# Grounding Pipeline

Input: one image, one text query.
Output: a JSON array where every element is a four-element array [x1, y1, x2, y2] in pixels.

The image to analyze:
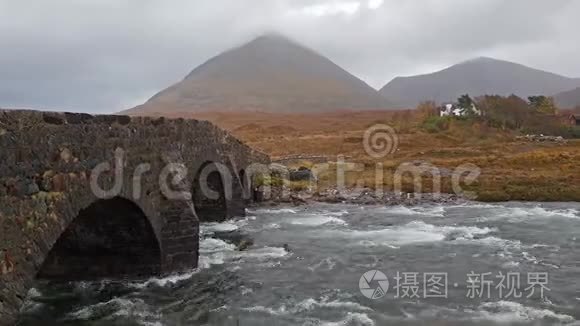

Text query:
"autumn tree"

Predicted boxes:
[[416, 101, 438, 121], [398, 109, 414, 133], [528, 95, 557, 115], [476, 94, 529, 129]]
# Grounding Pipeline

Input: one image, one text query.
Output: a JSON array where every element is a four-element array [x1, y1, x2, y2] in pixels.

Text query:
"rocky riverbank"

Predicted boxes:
[[252, 187, 468, 208]]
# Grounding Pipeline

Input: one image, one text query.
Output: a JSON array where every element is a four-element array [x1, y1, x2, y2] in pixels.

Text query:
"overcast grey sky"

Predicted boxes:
[[1, 0, 579, 113]]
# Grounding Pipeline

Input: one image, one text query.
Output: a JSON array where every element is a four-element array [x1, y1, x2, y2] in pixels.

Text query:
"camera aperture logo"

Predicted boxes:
[[359, 270, 389, 300]]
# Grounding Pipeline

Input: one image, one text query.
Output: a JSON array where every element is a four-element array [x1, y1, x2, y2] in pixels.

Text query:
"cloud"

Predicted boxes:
[[291, 1, 361, 17], [367, 0, 384, 10], [0, 0, 578, 113]]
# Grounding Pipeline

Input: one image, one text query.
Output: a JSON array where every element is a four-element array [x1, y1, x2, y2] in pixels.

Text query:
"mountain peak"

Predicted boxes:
[[125, 35, 396, 114], [380, 57, 580, 108], [240, 33, 309, 52], [249, 32, 295, 44], [460, 56, 505, 65]]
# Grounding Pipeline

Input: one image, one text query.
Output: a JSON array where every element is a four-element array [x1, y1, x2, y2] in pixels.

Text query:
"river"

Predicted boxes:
[[18, 202, 580, 325]]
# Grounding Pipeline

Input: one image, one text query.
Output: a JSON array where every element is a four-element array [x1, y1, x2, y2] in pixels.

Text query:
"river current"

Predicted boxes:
[[18, 202, 580, 325]]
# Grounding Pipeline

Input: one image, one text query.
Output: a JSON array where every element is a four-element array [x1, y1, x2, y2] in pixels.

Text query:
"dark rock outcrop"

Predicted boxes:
[[289, 167, 316, 182]]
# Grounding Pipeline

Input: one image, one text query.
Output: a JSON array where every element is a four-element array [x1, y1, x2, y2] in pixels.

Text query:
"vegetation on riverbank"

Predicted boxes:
[[158, 100, 580, 202]]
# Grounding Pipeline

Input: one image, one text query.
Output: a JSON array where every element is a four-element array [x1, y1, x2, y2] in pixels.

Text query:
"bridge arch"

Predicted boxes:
[[38, 197, 162, 280], [0, 109, 269, 323], [192, 161, 230, 222]]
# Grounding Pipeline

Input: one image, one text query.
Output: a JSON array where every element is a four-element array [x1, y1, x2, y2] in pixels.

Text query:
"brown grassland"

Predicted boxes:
[[155, 110, 580, 202]]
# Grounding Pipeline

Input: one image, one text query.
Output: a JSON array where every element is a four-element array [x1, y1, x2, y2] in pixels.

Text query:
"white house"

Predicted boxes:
[[439, 103, 481, 117], [440, 104, 458, 117]]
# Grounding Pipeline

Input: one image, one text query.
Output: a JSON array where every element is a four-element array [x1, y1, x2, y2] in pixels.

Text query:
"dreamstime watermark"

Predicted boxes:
[[359, 269, 551, 301], [332, 123, 480, 199], [363, 124, 398, 158], [89, 147, 236, 202], [85, 123, 482, 204]]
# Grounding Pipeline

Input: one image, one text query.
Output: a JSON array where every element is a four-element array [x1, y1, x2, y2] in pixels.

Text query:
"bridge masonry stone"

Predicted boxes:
[[0, 109, 269, 325]]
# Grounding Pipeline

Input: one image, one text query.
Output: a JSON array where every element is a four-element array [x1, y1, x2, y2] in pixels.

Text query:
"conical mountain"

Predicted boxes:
[[379, 57, 580, 108], [126, 34, 395, 115]]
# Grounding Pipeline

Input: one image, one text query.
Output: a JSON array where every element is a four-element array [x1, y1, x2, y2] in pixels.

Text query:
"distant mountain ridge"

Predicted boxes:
[[125, 34, 396, 115], [554, 87, 580, 109], [379, 57, 580, 108]]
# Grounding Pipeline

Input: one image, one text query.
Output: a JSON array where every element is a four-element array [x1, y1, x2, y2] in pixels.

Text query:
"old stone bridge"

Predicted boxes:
[[0, 109, 269, 324]]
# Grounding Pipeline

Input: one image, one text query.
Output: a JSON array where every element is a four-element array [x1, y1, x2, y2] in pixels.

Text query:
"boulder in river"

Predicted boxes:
[[289, 167, 315, 182]]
